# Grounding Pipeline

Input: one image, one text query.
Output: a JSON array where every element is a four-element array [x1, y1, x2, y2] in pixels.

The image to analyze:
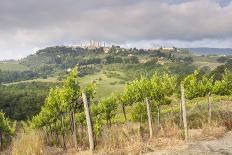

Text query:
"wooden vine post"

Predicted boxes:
[[180, 83, 189, 140], [82, 92, 95, 151], [157, 105, 160, 127], [61, 114, 67, 150], [208, 92, 212, 124], [0, 132, 2, 151], [72, 110, 77, 148], [179, 99, 183, 128], [145, 97, 153, 138]]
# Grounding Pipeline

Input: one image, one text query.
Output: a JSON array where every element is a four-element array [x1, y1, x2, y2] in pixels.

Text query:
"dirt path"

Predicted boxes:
[[147, 131, 232, 155]]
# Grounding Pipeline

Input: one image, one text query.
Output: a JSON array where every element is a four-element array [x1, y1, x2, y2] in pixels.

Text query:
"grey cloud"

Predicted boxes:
[[0, 0, 232, 59]]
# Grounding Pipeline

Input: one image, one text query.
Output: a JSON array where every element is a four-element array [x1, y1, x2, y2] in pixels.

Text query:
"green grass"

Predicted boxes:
[[192, 55, 219, 63], [79, 71, 126, 99], [0, 63, 29, 71], [4, 77, 60, 86], [192, 55, 222, 70], [192, 61, 221, 70]]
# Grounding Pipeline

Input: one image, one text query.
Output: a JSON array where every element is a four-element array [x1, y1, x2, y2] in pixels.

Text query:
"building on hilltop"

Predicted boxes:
[[79, 40, 106, 49]]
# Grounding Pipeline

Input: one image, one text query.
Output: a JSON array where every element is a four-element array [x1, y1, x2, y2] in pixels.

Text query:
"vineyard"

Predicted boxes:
[[1, 66, 232, 154]]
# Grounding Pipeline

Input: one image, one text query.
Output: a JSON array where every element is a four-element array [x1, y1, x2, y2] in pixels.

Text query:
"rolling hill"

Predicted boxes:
[[186, 48, 232, 56]]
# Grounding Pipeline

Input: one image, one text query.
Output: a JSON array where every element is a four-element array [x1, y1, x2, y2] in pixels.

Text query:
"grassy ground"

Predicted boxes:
[[192, 55, 223, 69], [8, 102, 230, 155], [192, 55, 219, 63], [79, 71, 125, 99], [4, 76, 60, 86], [192, 55, 222, 70], [192, 61, 221, 70], [0, 62, 29, 71]]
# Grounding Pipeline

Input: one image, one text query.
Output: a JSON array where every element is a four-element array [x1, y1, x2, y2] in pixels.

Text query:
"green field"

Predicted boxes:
[[0, 63, 29, 71], [4, 76, 60, 86], [192, 61, 221, 70], [79, 71, 126, 99], [192, 55, 223, 70], [5, 71, 126, 99]]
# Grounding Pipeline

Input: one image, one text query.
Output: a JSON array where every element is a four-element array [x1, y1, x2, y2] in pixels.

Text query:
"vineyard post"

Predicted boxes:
[[157, 105, 160, 127], [0, 132, 2, 151], [179, 99, 183, 128], [208, 92, 212, 124], [61, 114, 67, 150], [145, 97, 153, 138], [122, 103, 127, 121], [70, 112, 74, 134], [82, 92, 95, 151], [72, 110, 77, 148], [181, 83, 189, 140]]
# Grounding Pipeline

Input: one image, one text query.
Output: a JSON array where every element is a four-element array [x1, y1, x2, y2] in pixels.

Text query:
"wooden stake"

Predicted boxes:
[[208, 92, 212, 124], [145, 97, 153, 138], [72, 111, 78, 148], [157, 105, 160, 127], [179, 99, 183, 128], [181, 84, 189, 140], [0, 132, 2, 151], [82, 92, 95, 151], [61, 114, 67, 150], [122, 104, 127, 121]]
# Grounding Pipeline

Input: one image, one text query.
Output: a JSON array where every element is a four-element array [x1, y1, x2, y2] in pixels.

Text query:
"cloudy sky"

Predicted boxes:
[[0, 0, 232, 60]]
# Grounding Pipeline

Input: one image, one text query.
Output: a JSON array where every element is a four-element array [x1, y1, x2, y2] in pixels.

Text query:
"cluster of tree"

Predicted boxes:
[[104, 55, 139, 64], [0, 112, 16, 150], [0, 70, 39, 84], [78, 58, 102, 66], [217, 56, 232, 63], [210, 59, 232, 81], [0, 82, 55, 120], [108, 58, 196, 81]]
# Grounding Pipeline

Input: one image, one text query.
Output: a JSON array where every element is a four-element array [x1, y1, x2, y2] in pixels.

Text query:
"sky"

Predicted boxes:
[[0, 0, 232, 60]]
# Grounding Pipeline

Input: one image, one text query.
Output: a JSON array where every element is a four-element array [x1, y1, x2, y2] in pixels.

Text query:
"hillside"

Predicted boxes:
[[1, 45, 230, 99], [0, 46, 196, 84], [1, 46, 232, 155], [0, 45, 231, 121], [19, 46, 191, 76], [187, 48, 232, 56]]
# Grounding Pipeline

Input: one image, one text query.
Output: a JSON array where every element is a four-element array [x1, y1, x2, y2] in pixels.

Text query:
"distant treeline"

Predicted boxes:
[[0, 82, 57, 120], [0, 70, 39, 84]]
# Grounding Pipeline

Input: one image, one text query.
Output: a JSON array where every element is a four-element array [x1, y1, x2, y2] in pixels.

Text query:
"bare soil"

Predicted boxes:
[[148, 131, 232, 155]]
